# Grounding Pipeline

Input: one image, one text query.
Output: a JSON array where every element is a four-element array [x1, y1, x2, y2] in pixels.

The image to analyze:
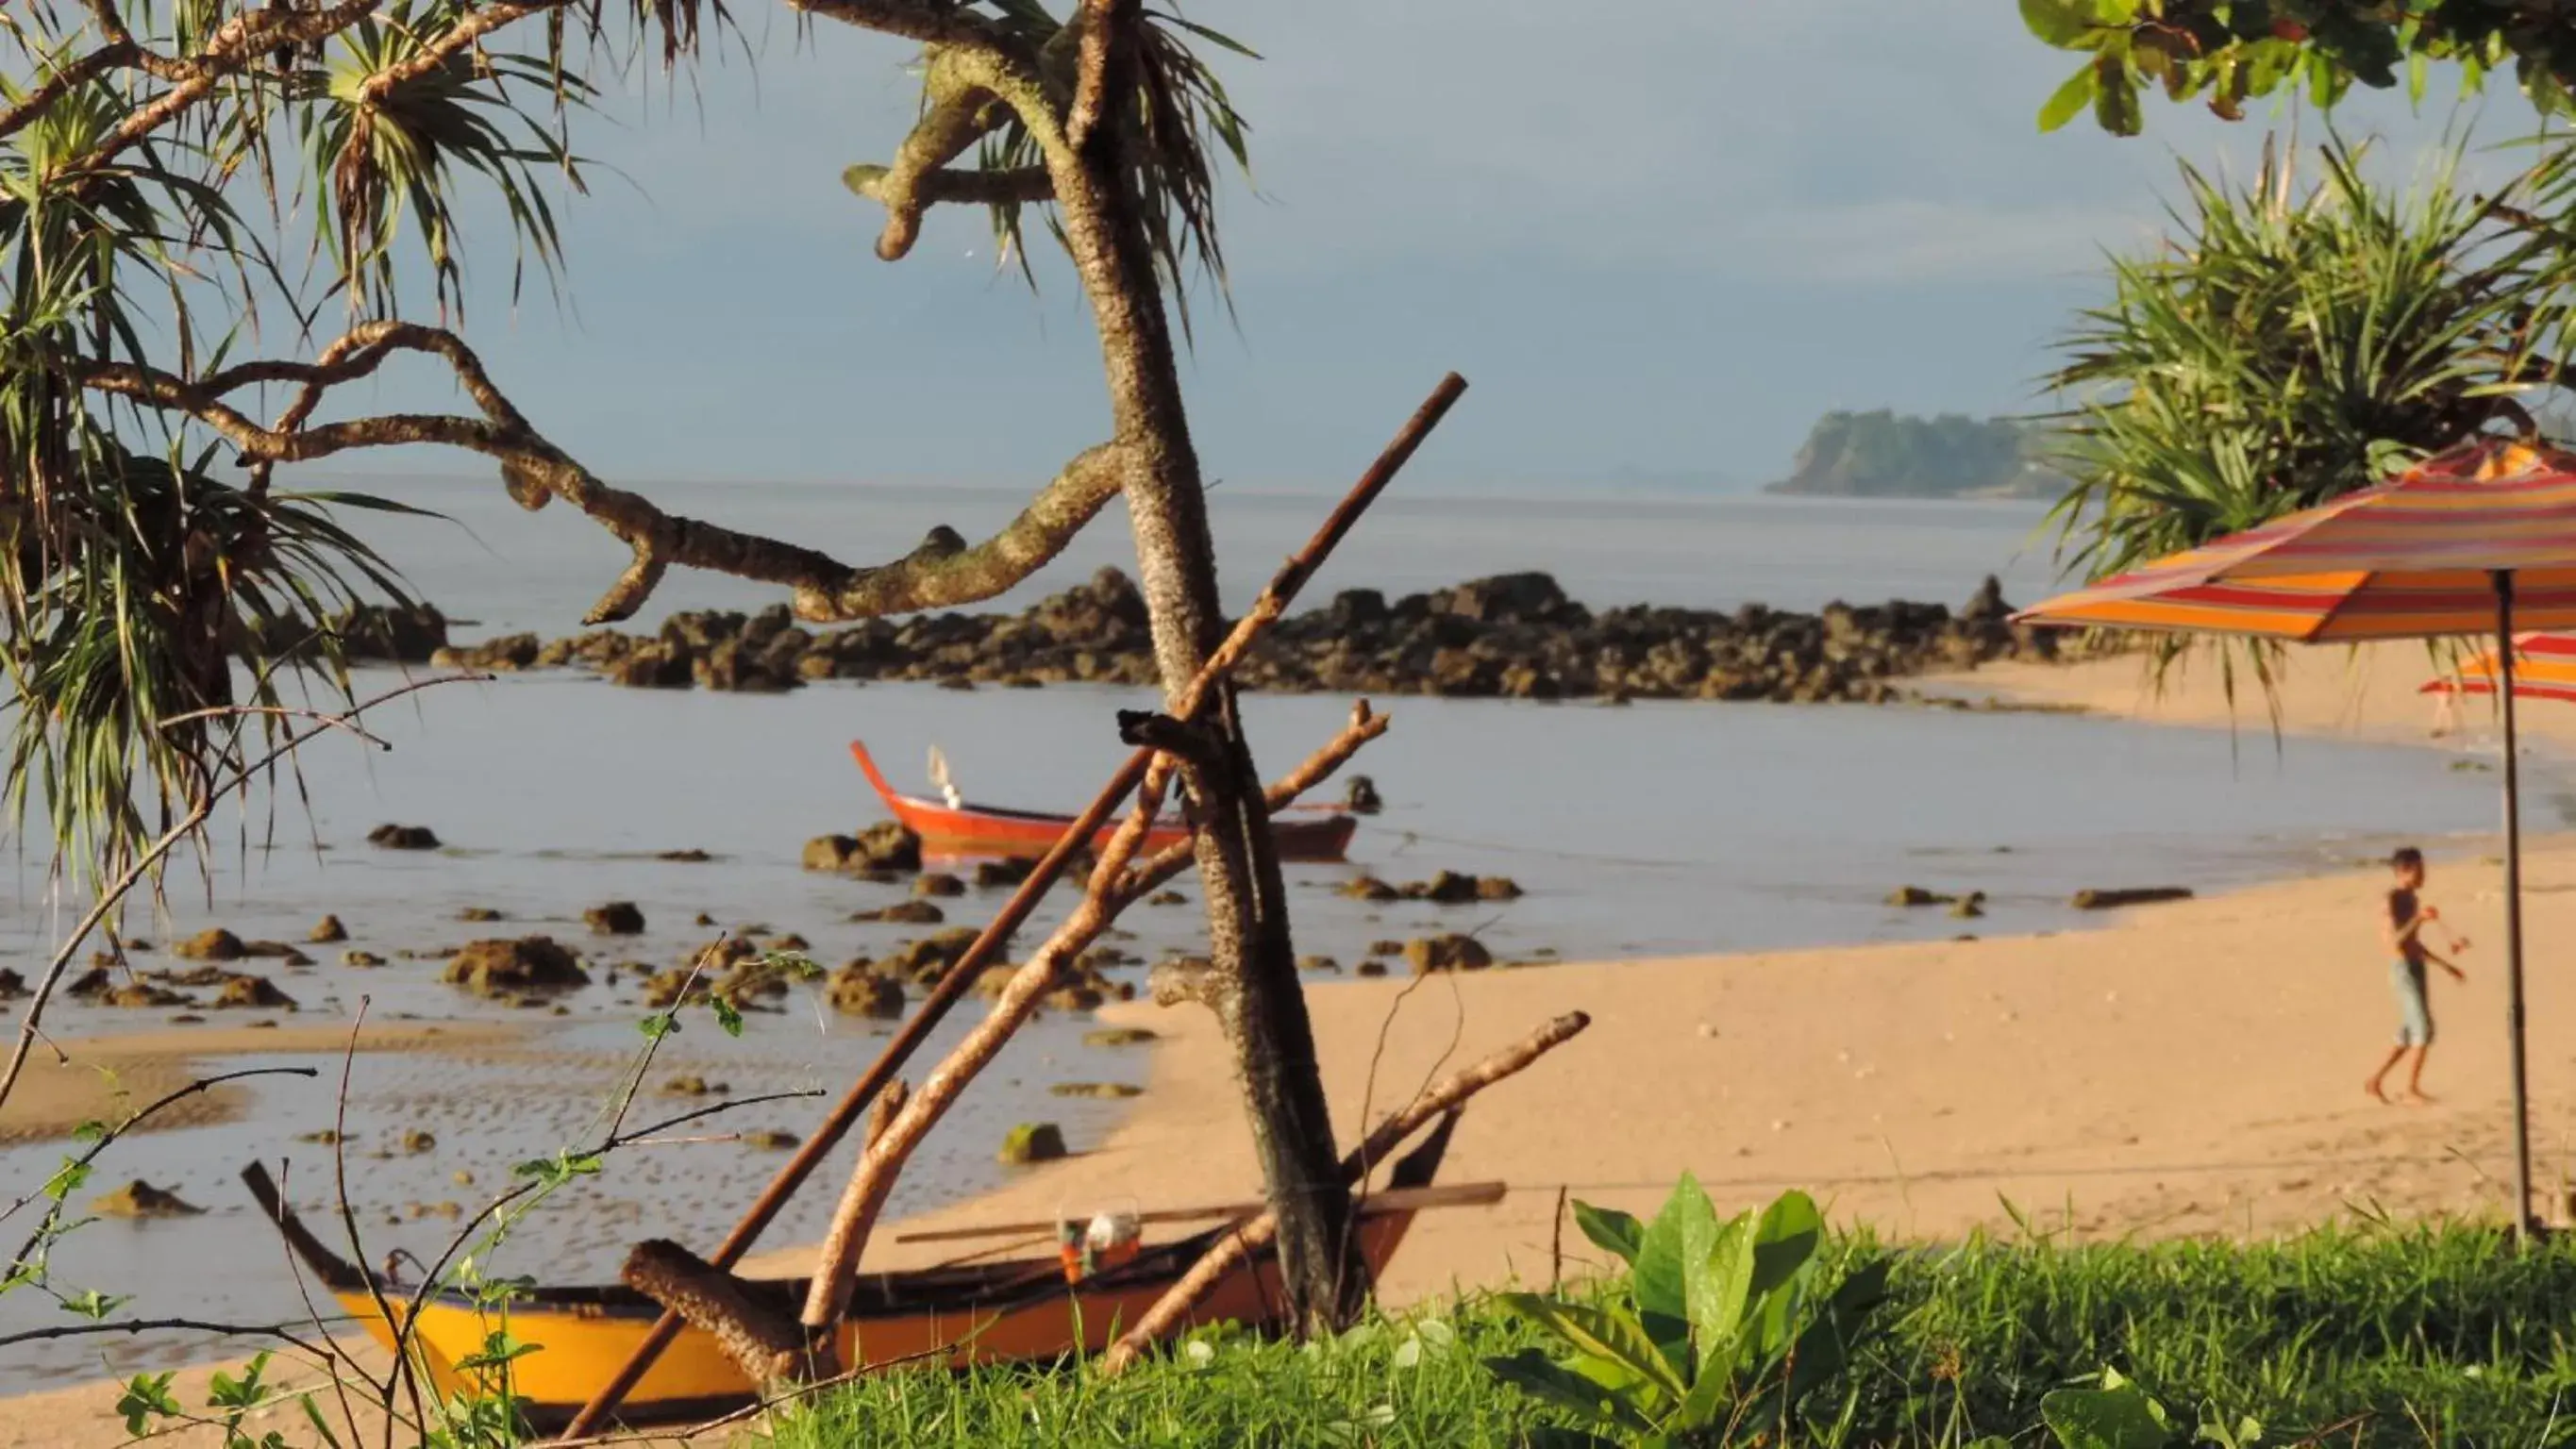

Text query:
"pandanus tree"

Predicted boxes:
[[2014, 2, 2576, 599], [0, 0, 1363, 1328]]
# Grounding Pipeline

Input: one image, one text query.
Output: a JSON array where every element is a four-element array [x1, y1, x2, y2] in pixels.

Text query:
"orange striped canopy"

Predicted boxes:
[[2422, 633, 2576, 704], [2017, 440, 2576, 640]]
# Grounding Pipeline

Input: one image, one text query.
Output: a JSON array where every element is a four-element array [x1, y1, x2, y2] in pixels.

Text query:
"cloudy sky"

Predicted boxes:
[[320, 1, 2525, 491]]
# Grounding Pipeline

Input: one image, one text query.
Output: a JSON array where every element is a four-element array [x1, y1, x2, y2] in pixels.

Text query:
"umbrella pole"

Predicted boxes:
[[2495, 569, 2536, 1241]]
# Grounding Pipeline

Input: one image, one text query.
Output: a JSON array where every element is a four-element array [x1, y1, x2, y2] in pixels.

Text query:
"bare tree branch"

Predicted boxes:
[[66, 324, 1133, 624]]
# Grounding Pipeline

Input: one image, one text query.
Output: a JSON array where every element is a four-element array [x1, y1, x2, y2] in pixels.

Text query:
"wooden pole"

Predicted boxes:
[[2497, 570, 2536, 1241], [556, 373, 1466, 1439]]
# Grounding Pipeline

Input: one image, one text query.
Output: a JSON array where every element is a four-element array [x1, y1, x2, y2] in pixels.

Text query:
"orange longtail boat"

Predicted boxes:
[[848, 740, 1360, 862], [243, 1114, 1485, 1430]]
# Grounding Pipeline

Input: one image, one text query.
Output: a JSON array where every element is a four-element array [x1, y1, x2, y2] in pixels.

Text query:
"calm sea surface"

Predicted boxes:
[[0, 486, 2543, 1390]]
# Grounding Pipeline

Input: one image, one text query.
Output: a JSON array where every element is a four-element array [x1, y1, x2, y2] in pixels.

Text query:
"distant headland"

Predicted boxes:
[[1766, 410, 2073, 502]]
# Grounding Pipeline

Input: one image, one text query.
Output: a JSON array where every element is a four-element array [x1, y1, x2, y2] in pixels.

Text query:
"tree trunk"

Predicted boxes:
[[1049, 0, 1357, 1331]]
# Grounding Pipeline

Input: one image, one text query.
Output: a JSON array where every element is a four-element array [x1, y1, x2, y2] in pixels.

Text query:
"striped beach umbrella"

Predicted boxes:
[[2423, 633, 2576, 705], [2019, 436, 2576, 1239]]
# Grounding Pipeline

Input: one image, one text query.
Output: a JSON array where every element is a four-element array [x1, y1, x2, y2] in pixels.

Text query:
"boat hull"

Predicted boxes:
[[848, 741, 1359, 862], [335, 1211, 1415, 1428]]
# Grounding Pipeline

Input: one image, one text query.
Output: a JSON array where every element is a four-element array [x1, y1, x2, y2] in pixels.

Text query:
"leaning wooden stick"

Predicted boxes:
[[558, 372, 1466, 1441], [800, 705, 1385, 1328], [1097, 1009, 1592, 1376]]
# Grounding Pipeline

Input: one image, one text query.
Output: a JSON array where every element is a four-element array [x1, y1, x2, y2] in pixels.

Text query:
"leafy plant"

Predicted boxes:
[[1481, 1180, 1885, 1447], [1974, 1367, 2265, 1449], [2017, 0, 2576, 137]]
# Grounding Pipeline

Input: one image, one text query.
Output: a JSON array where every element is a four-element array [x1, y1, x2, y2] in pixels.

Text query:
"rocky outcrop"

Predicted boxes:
[[585, 902, 646, 936], [399, 569, 2098, 706], [803, 823, 923, 874], [235, 604, 449, 664], [173, 928, 245, 962], [444, 937, 590, 995], [368, 824, 440, 850]]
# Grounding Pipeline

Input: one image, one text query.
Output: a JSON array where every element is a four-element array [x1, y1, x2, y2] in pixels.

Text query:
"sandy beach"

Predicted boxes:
[[7, 641, 2568, 1444]]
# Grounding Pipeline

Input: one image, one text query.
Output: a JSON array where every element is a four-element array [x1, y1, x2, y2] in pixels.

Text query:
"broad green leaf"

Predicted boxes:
[[1684, 1215, 1755, 1366], [1482, 1350, 1648, 1432], [1749, 1190, 1823, 1299], [1571, 1200, 1644, 1265], [711, 997, 744, 1038], [2020, 0, 2097, 47], [2094, 58, 2143, 134], [1631, 1174, 1716, 1328], [2042, 1383, 2177, 1449], [2039, 65, 2099, 130], [1497, 1294, 1687, 1408]]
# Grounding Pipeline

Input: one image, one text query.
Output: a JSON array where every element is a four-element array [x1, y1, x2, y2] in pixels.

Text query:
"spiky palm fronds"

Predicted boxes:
[[295, 2, 594, 318], [2047, 134, 2576, 586], [2040, 131, 2576, 700], [0, 445, 427, 891], [971, 0, 1253, 341]]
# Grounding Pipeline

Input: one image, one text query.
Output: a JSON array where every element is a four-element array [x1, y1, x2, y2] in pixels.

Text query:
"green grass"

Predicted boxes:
[[769, 1221, 2576, 1448]]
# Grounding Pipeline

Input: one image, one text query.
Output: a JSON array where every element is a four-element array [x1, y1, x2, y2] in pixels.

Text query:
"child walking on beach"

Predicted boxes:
[[2367, 846, 2470, 1106]]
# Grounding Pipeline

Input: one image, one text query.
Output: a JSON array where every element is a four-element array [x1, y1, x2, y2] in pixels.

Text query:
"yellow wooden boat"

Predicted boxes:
[[242, 1113, 1490, 1430]]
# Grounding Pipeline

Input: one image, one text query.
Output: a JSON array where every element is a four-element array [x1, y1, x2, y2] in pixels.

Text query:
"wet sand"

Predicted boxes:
[[0, 1022, 519, 1146]]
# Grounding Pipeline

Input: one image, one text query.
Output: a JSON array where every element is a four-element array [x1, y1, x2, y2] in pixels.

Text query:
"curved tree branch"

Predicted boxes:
[[67, 323, 1132, 624], [842, 161, 1053, 211]]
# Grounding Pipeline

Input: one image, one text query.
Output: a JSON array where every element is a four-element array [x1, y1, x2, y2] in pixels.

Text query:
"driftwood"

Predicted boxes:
[[621, 1241, 824, 1391], [561, 375, 1457, 1439], [1097, 1009, 1592, 1375]]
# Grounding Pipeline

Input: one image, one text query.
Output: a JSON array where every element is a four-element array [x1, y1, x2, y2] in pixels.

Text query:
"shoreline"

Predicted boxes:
[[4, 638, 2556, 1440]]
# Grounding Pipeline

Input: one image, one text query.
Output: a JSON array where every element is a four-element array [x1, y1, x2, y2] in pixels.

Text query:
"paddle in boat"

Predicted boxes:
[[849, 740, 1360, 862], [242, 1111, 1491, 1430]]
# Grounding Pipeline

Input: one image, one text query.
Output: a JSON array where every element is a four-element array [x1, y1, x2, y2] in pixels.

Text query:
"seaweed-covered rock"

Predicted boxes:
[[1338, 876, 1399, 902], [1403, 934, 1494, 974], [973, 858, 1036, 889], [309, 915, 349, 944], [827, 966, 905, 1020], [91, 1180, 203, 1218], [850, 901, 945, 924], [342, 951, 386, 967], [443, 937, 589, 995], [368, 824, 440, 850], [585, 902, 646, 936], [213, 974, 297, 1010], [1083, 1026, 1157, 1047], [173, 928, 245, 962], [913, 873, 967, 899], [996, 1122, 1068, 1165]]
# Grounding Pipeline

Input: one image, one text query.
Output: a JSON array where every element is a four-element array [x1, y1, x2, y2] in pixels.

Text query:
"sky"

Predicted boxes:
[[302, 1, 2540, 493]]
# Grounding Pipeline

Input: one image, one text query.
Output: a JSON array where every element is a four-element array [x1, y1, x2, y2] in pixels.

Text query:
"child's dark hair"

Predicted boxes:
[[2390, 846, 2425, 871]]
